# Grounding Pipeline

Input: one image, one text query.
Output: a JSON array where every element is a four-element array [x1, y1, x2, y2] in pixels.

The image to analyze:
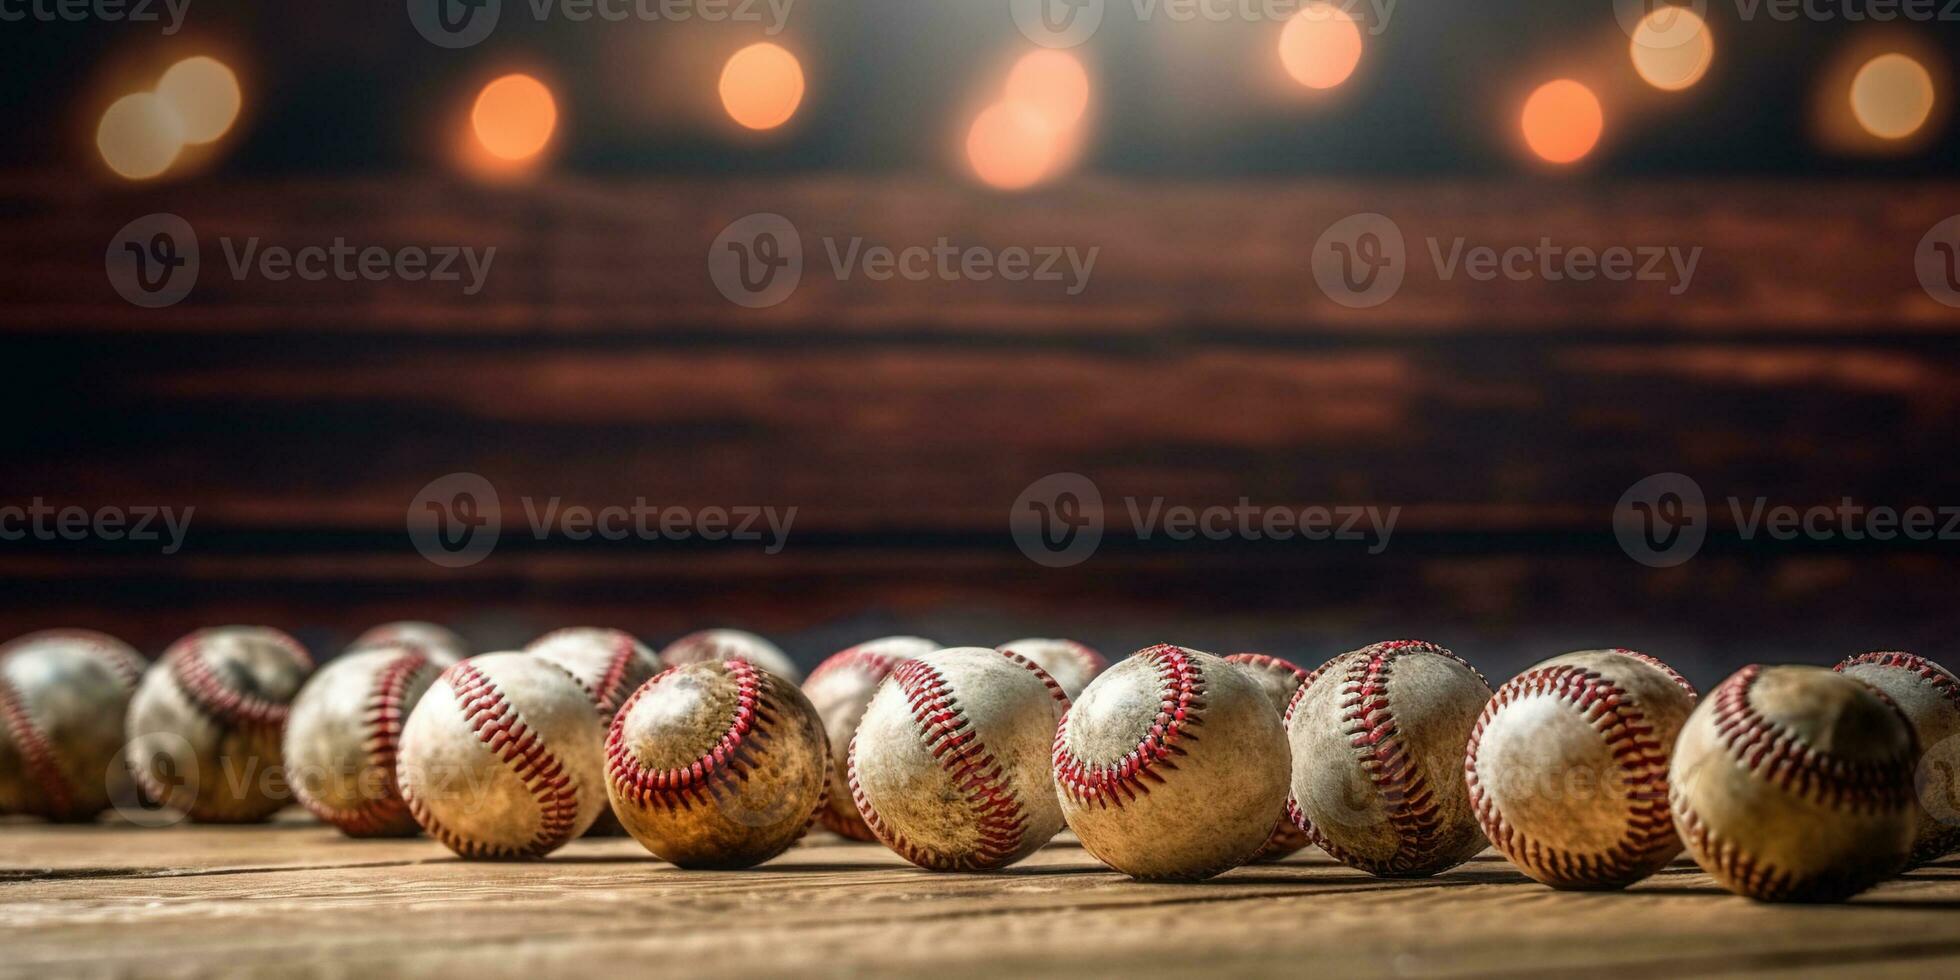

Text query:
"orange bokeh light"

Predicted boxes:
[[1850, 53, 1935, 140], [156, 56, 242, 145], [720, 43, 805, 131], [1005, 50, 1090, 129], [471, 74, 557, 162], [967, 101, 1059, 191], [1521, 79, 1603, 164], [97, 92, 183, 180], [1277, 3, 1364, 91], [1629, 7, 1714, 92]]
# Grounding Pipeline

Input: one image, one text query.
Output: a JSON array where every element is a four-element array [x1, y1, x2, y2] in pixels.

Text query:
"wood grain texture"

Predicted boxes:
[[1, 819, 1957, 978]]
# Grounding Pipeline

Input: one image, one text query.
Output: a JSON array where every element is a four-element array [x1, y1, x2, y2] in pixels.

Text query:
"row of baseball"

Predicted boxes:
[[1, 625, 1953, 904]]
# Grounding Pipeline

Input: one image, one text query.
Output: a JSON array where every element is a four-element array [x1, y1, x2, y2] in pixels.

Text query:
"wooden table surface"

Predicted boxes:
[[4, 816, 1958, 978]]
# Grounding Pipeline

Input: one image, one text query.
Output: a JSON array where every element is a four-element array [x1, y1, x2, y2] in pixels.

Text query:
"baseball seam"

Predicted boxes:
[[806, 647, 905, 688], [606, 660, 778, 812], [1711, 664, 1914, 814], [590, 633, 643, 718], [0, 673, 76, 817], [1837, 651, 1960, 712], [1052, 644, 1207, 808], [1464, 664, 1676, 886], [406, 661, 583, 858], [295, 650, 432, 836], [166, 632, 308, 731], [1226, 653, 1310, 687], [810, 648, 907, 841], [1609, 648, 1698, 702]]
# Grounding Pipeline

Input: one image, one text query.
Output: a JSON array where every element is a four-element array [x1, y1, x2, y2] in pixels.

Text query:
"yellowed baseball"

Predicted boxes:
[[1223, 652, 1315, 861], [284, 644, 441, 837], [1835, 651, 1960, 866], [998, 638, 1106, 700], [801, 636, 939, 840], [659, 628, 800, 682], [0, 630, 147, 821]]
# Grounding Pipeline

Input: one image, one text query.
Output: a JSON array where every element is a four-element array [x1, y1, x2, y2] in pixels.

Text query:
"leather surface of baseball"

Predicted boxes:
[[284, 644, 441, 837], [1286, 639, 1492, 878], [125, 626, 313, 823], [659, 628, 801, 682], [998, 638, 1106, 701], [1835, 651, 1960, 865], [1224, 653, 1315, 861], [1671, 664, 1915, 902], [396, 653, 609, 858], [849, 647, 1069, 870], [0, 630, 147, 821], [525, 628, 664, 836], [1055, 644, 1290, 881], [802, 635, 939, 840], [1466, 648, 1698, 888], [607, 659, 829, 868], [350, 621, 468, 667]]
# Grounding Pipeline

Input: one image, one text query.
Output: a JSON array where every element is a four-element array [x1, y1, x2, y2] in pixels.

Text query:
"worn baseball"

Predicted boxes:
[[1223, 653, 1316, 861], [1286, 639, 1492, 878], [849, 647, 1069, 870], [998, 638, 1106, 701], [607, 659, 829, 868], [1672, 664, 1915, 902], [1836, 651, 1960, 865], [284, 644, 442, 837], [126, 626, 313, 823], [660, 628, 801, 682], [350, 621, 468, 666], [0, 630, 147, 821], [525, 628, 664, 836], [396, 653, 609, 858], [1465, 649, 1699, 889], [802, 635, 940, 840], [1054, 644, 1290, 881]]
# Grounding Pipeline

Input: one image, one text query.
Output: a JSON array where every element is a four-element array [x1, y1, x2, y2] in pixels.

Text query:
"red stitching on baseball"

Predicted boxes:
[[850, 657, 1034, 870], [1300, 640, 1481, 876], [1464, 663, 1676, 886], [1226, 653, 1310, 687], [1711, 665, 1914, 814], [808, 646, 909, 841], [998, 648, 1071, 707], [606, 660, 777, 811], [1837, 651, 1960, 712], [167, 635, 297, 730], [0, 673, 75, 817], [1669, 788, 1809, 900], [411, 661, 583, 858], [1053, 644, 1206, 809], [3, 630, 147, 691], [1005, 640, 1107, 683], [294, 650, 434, 836], [806, 645, 906, 687]]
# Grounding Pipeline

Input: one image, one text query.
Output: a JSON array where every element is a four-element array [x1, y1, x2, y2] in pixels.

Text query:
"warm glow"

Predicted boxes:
[[1629, 8, 1713, 92], [472, 74, 557, 161], [1851, 53, 1935, 139], [1521, 79, 1603, 164], [967, 101, 1058, 190], [720, 43, 805, 131], [97, 92, 184, 180], [156, 56, 241, 144], [1278, 3, 1364, 90], [1005, 50, 1090, 129]]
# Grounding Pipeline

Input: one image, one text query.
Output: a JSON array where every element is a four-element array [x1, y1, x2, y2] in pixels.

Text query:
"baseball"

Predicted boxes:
[[607, 659, 829, 868], [396, 653, 610, 858], [1465, 648, 1699, 889], [998, 638, 1106, 700], [660, 628, 801, 682], [1223, 653, 1315, 861], [350, 621, 468, 666], [126, 626, 313, 823], [849, 647, 1069, 870], [1836, 651, 1960, 865], [525, 628, 663, 723], [1286, 639, 1492, 878], [802, 635, 940, 840], [284, 644, 442, 837], [1671, 664, 1915, 902], [1054, 644, 1290, 881], [0, 630, 147, 821]]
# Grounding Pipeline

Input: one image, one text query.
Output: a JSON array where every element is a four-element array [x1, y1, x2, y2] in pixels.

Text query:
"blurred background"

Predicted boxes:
[[1, 0, 1957, 687]]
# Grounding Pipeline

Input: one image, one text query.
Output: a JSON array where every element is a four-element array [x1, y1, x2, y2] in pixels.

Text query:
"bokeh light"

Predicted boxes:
[[1850, 53, 1935, 140], [97, 92, 184, 180], [1277, 3, 1364, 91], [720, 43, 805, 131], [1629, 8, 1713, 92], [967, 101, 1058, 190], [1005, 50, 1090, 129], [155, 56, 241, 145], [1521, 79, 1603, 164], [471, 73, 558, 162]]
